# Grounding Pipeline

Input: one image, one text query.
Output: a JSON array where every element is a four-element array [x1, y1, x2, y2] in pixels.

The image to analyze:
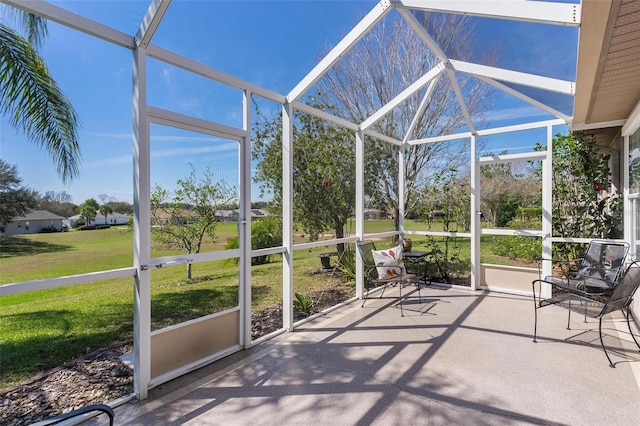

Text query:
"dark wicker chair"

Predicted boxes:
[[357, 240, 420, 316], [533, 261, 640, 367]]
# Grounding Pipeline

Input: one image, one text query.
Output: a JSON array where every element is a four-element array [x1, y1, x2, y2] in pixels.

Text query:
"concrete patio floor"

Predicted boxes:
[[114, 285, 640, 425]]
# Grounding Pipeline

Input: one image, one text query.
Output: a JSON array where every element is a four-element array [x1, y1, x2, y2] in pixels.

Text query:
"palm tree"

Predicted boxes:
[[100, 204, 113, 226], [0, 8, 81, 183]]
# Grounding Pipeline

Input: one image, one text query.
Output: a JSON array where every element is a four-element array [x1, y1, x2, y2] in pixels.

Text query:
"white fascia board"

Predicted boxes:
[[147, 106, 247, 140], [146, 45, 286, 104], [3, 0, 136, 48], [478, 151, 548, 164], [622, 98, 640, 136], [136, 0, 170, 48], [292, 102, 360, 131], [287, 0, 393, 103], [572, 120, 626, 132], [397, 0, 580, 26], [452, 60, 575, 95], [361, 63, 446, 130], [477, 75, 572, 122]]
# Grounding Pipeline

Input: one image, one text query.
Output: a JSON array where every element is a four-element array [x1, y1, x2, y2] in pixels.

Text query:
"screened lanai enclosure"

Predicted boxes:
[[2, 0, 640, 403]]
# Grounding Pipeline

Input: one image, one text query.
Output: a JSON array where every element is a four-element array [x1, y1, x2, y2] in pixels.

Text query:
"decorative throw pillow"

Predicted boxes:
[[372, 245, 405, 279]]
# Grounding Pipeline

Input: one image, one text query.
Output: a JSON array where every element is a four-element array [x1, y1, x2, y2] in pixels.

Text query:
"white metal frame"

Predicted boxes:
[[3, 0, 612, 401]]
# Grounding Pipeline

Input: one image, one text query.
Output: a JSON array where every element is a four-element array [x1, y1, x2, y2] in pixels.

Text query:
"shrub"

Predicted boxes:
[[293, 292, 315, 316], [489, 236, 541, 262], [225, 217, 283, 265]]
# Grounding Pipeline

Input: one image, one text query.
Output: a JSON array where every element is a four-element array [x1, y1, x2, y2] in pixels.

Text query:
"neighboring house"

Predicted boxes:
[[66, 212, 131, 228], [215, 210, 239, 222], [250, 209, 269, 219], [217, 209, 269, 221], [364, 209, 384, 220], [1, 210, 65, 236]]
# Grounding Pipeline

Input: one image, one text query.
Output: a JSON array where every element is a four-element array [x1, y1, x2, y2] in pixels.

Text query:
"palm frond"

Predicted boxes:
[[0, 23, 81, 183]]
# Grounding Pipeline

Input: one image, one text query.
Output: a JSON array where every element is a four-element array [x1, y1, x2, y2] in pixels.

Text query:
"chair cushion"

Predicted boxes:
[[372, 245, 405, 279]]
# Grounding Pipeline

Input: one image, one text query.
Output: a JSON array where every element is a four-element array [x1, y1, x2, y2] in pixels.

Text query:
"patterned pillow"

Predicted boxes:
[[372, 245, 405, 279]]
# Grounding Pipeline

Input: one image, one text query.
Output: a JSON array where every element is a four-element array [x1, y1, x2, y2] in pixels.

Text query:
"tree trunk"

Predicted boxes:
[[334, 218, 345, 255]]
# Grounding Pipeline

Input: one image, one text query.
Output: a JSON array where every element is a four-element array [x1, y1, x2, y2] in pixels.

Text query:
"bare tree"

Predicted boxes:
[[316, 13, 496, 226]]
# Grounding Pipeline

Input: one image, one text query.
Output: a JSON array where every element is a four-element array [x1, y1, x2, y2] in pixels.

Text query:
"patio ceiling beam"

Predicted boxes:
[[476, 118, 566, 137], [360, 63, 446, 131], [366, 129, 403, 146], [146, 45, 286, 104], [451, 60, 575, 95], [476, 76, 571, 122], [135, 0, 170, 49], [408, 118, 566, 145], [147, 106, 247, 140], [407, 132, 472, 145], [397, 0, 580, 27], [291, 102, 403, 145], [478, 151, 548, 164], [3, 0, 135, 49], [287, 0, 393, 103], [403, 78, 439, 143], [293, 102, 359, 131], [398, 8, 476, 134]]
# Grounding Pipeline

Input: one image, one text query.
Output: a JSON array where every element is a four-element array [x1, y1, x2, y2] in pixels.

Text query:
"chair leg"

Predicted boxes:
[[624, 307, 640, 352], [532, 282, 538, 343], [599, 315, 615, 368], [399, 282, 404, 317], [379, 283, 387, 299]]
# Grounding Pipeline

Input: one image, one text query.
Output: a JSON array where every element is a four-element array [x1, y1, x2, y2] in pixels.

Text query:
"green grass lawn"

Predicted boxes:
[[0, 220, 537, 388], [0, 225, 353, 388]]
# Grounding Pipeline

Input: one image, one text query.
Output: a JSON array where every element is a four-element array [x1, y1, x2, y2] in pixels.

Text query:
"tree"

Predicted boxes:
[[79, 198, 99, 226], [544, 133, 622, 240], [417, 167, 469, 282], [253, 105, 355, 253], [150, 165, 237, 280], [0, 159, 39, 226], [315, 13, 495, 228], [0, 7, 81, 183], [99, 204, 113, 225], [479, 153, 540, 227], [38, 190, 77, 218], [104, 200, 133, 215]]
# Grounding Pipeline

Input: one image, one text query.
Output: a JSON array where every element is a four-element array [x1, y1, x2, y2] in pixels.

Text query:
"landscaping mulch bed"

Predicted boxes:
[[0, 284, 354, 425]]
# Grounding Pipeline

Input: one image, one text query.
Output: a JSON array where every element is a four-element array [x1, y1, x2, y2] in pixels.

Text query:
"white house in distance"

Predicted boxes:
[[66, 212, 131, 228], [1, 210, 65, 236]]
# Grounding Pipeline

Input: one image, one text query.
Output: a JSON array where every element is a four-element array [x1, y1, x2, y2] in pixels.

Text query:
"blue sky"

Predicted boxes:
[[1, 0, 577, 205]]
